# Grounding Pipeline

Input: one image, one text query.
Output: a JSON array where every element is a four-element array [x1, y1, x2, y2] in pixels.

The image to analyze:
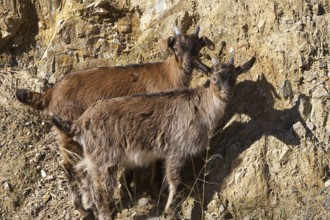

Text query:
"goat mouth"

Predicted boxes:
[[184, 67, 193, 75], [220, 94, 232, 102]]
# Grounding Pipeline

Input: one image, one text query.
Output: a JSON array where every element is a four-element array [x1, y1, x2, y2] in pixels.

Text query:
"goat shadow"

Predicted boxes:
[[185, 74, 316, 219]]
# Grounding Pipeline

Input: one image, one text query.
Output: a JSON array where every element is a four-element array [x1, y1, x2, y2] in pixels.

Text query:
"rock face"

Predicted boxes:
[[0, 0, 329, 219]]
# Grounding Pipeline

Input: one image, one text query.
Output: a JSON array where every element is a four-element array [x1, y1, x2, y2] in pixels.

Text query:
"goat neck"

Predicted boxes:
[[194, 88, 227, 131], [162, 55, 191, 88]]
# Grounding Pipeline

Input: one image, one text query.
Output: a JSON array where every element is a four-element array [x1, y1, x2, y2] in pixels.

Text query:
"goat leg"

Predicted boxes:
[[93, 165, 118, 220], [164, 157, 185, 211]]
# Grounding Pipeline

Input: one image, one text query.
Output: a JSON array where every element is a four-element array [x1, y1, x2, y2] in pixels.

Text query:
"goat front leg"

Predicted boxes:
[[164, 157, 185, 211]]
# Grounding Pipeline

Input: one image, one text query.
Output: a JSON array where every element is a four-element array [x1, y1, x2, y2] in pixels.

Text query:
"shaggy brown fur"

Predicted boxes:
[[52, 56, 256, 220], [16, 26, 215, 216]]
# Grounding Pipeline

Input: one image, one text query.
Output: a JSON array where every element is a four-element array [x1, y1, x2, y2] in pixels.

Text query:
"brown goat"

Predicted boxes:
[[52, 56, 256, 219], [16, 26, 215, 215]]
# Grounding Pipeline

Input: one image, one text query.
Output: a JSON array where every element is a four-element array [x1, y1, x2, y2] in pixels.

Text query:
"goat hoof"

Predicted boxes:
[[163, 207, 175, 220], [80, 209, 95, 220]]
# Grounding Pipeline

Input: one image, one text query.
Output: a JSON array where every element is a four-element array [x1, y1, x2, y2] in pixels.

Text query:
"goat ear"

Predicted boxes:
[[200, 36, 215, 51], [158, 39, 169, 52], [236, 56, 256, 75], [192, 59, 211, 75], [158, 37, 175, 52]]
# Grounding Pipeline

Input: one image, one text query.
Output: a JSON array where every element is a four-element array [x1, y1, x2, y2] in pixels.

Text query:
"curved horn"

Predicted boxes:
[[211, 57, 219, 66], [173, 26, 182, 35], [192, 26, 200, 35], [229, 57, 235, 65]]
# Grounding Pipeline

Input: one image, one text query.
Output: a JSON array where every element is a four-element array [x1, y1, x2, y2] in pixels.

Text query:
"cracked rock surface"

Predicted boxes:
[[0, 0, 329, 219]]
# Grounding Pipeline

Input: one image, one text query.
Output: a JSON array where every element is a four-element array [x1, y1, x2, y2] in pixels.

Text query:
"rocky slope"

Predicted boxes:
[[0, 0, 329, 219]]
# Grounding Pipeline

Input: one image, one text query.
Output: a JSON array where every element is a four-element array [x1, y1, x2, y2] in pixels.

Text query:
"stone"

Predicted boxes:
[[319, 60, 327, 69], [0, 0, 27, 48], [41, 170, 47, 178], [290, 20, 304, 32], [3, 181, 12, 191], [118, 24, 132, 33], [326, 115, 330, 134], [292, 121, 306, 139], [207, 199, 219, 213], [43, 193, 51, 202], [306, 120, 315, 131], [137, 197, 150, 206], [325, 180, 330, 188], [298, 95, 312, 119], [94, 8, 109, 16], [229, 47, 235, 54], [299, 54, 311, 69], [219, 204, 225, 213], [312, 86, 329, 99], [280, 80, 293, 99], [94, 0, 109, 8], [279, 145, 290, 161], [34, 153, 45, 162], [303, 71, 316, 82], [257, 20, 266, 33], [242, 24, 248, 33], [86, 25, 100, 37], [324, 196, 330, 210], [313, 3, 325, 16], [46, 175, 55, 181]]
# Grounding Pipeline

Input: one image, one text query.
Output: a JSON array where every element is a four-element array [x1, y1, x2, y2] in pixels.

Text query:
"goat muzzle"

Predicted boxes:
[[221, 90, 233, 102], [184, 63, 193, 75]]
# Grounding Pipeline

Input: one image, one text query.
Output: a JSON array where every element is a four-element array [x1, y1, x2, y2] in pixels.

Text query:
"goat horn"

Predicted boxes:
[[192, 26, 200, 35], [211, 57, 219, 65], [173, 26, 182, 35], [229, 57, 235, 65]]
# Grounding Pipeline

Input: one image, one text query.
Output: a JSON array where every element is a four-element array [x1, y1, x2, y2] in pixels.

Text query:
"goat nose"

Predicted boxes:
[[225, 91, 232, 96], [184, 63, 192, 72], [184, 61, 191, 67]]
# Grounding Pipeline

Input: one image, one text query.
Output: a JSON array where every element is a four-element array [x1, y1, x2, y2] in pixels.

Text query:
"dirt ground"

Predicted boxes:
[[1, 0, 330, 219]]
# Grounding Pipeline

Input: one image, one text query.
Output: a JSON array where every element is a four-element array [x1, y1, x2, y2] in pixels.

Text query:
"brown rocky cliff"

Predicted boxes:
[[0, 0, 329, 219]]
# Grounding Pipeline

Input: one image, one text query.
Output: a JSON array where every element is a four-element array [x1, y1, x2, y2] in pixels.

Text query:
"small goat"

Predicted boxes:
[[52, 56, 256, 219], [16, 26, 215, 215]]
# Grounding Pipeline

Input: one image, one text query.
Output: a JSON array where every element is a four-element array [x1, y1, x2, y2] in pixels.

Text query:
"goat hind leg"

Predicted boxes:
[[164, 158, 185, 211], [77, 167, 98, 218], [56, 129, 83, 174], [93, 165, 119, 220], [55, 129, 87, 215]]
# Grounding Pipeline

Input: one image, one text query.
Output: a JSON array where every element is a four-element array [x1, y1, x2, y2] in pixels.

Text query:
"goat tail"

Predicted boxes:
[[52, 115, 79, 137], [16, 89, 51, 110]]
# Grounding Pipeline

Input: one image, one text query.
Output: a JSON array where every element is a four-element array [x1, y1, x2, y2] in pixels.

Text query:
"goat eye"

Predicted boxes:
[[211, 77, 218, 82]]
